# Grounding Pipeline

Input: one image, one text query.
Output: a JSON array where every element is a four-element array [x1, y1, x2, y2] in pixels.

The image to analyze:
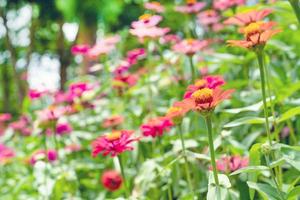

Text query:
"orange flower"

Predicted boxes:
[[165, 105, 189, 124], [227, 21, 281, 49], [224, 9, 273, 26]]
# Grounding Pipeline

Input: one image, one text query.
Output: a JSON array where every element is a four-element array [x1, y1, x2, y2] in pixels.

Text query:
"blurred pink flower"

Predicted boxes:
[[28, 89, 46, 100], [130, 27, 170, 41], [71, 44, 90, 55], [140, 117, 173, 138], [175, 0, 206, 14], [132, 14, 163, 29], [213, 0, 245, 11], [0, 113, 11, 123], [102, 115, 124, 128], [172, 38, 209, 56], [91, 130, 138, 157], [64, 144, 81, 153], [56, 122, 72, 135], [30, 149, 58, 165], [112, 74, 138, 89], [160, 34, 181, 44], [127, 48, 146, 63], [144, 2, 165, 13], [86, 35, 120, 59], [0, 143, 15, 164], [197, 10, 220, 26], [212, 156, 249, 173], [9, 116, 29, 131]]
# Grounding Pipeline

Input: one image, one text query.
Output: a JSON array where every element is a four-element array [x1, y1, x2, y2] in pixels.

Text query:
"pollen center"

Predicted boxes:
[[139, 14, 152, 21], [243, 22, 263, 36], [186, 38, 195, 45], [186, 0, 196, 5], [192, 88, 213, 104], [106, 131, 121, 141], [167, 107, 182, 115], [195, 79, 207, 88], [151, 1, 161, 6]]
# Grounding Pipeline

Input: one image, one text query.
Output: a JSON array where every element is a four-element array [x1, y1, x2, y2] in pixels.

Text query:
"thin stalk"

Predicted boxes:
[[287, 120, 297, 145], [178, 125, 194, 195], [117, 155, 130, 197], [264, 155, 285, 200], [188, 56, 196, 83], [168, 184, 173, 200], [204, 115, 219, 186], [256, 51, 272, 146], [289, 0, 300, 24], [43, 135, 49, 200]]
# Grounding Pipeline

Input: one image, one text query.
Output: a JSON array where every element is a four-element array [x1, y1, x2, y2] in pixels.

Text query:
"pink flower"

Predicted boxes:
[[127, 48, 146, 63], [130, 26, 170, 41], [56, 122, 72, 135], [37, 106, 64, 129], [86, 35, 120, 59], [131, 14, 163, 29], [102, 115, 124, 128], [212, 156, 249, 173], [140, 117, 173, 138], [213, 0, 245, 11], [112, 74, 138, 89], [172, 38, 209, 56], [101, 170, 123, 191], [71, 44, 90, 55], [64, 144, 81, 153], [175, 0, 206, 14], [30, 149, 58, 165], [144, 2, 165, 13], [160, 34, 181, 44], [28, 89, 45, 100], [0, 143, 15, 164], [0, 113, 11, 123], [197, 10, 220, 26], [9, 116, 29, 131], [184, 75, 225, 99], [91, 130, 138, 157]]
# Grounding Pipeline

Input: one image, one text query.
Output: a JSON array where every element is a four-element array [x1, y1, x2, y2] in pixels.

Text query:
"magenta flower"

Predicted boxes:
[[28, 89, 46, 100], [30, 149, 58, 165], [71, 44, 90, 55], [175, 0, 206, 14], [91, 130, 138, 157], [140, 117, 173, 138], [0, 143, 15, 164], [56, 122, 72, 135], [172, 38, 209, 56], [127, 48, 146, 63], [144, 2, 165, 13], [212, 156, 249, 173]]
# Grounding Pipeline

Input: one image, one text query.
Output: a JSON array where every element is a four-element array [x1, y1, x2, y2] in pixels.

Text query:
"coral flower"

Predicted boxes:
[[0, 143, 15, 164], [140, 117, 173, 138], [212, 156, 249, 173], [172, 38, 209, 56], [227, 21, 281, 49], [184, 75, 225, 99], [165, 105, 190, 124], [30, 149, 58, 165], [144, 2, 165, 13], [92, 130, 138, 157], [175, 0, 206, 14], [213, 0, 245, 11], [56, 122, 72, 135], [71, 44, 90, 55], [0, 113, 11, 122], [131, 14, 163, 29], [224, 9, 273, 26], [101, 170, 123, 192], [102, 115, 124, 128]]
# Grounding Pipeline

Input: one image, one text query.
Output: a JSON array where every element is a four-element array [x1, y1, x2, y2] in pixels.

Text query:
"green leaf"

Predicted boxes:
[[230, 166, 269, 176], [287, 186, 300, 200], [249, 143, 262, 200], [207, 172, 232, 200], [278, 106, 300, 123], [247, 182, 286, 200], [283, 156, 300, 171], [224, 117, 272, 128]]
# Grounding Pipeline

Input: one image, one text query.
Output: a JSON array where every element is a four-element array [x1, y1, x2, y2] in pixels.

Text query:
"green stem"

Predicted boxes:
[[43, 135, 49, 200], [264, 155, 285, 200], [204, 115, 219, 186], [256, 51, 272, 146], [178, 125, 194, 195], [289, 0, 300, 24], [168, 184, 173, 200], [188, 56, 196, 83], [117, 155, 130, 197]]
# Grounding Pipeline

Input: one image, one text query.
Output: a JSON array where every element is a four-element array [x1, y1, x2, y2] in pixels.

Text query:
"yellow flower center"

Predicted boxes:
[[151, 1, 161, 6], [186, 38, 195, 45], [106, 131, 121, 141], [186, 0, 196, 5], [243, 21, 263, 36], [139, 14, 152, 21], [194, 79, 207, 88], [192, 88, 213, 104], [167, 107, 182, 115]]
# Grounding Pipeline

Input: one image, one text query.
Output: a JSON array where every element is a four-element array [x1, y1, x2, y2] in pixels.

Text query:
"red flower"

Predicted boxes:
[[92, 130, 138, 157], [140, 117, 173, 138], [102, 115, 124, 128], [101, 170, 123, 192], [212, 156, 249, 173]]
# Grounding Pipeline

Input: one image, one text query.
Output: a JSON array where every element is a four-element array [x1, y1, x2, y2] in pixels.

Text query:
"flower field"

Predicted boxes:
[[1, 0, 300, 199]]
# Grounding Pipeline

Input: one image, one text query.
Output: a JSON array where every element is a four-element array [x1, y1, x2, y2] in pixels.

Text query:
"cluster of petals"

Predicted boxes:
[[112, 74, 138, 90], [160, 34, 181, 45], [144, 2, 165, 13], [56, 122, 73, 135], [197, 10, 223, 32], [172, 38, 209, 56], [0, 143, 15, 164], [101, 170, 123, 191], [130, 14, 170, 41], [140, 117, 173, 138], [165, 105, 190, 124], [0, 113, 11, 123], [28, 89, 47, 100], [102, 115, 124, 128], [213, 155, 249, 173], [175, 0, 206, 14], [30, 149, 58, 165], [213, 0, 245, 11], [9, 115, 32, 136], [91, 130, 138, 157]]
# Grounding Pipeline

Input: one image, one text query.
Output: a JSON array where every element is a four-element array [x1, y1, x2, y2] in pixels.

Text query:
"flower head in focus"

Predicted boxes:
[[175, 0, 206, 14], [140, 117, 173, 138], [92, 130, 138, 157], [144, 2, 165, 13], [172, 38, 209, 56], [101, 170, 123, 192]]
